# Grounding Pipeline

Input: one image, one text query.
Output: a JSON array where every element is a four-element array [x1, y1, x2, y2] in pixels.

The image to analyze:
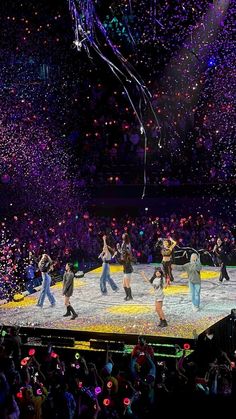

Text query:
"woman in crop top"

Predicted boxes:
[[161, 237, 177, 284], [98, 235, 118, 295]]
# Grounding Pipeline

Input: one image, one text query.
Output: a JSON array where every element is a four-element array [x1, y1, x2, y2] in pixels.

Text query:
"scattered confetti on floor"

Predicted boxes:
[[0, 265, 235, 339]]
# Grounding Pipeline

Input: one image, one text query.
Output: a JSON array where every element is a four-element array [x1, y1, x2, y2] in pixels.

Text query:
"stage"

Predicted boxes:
[[1, 264, 235, 345]]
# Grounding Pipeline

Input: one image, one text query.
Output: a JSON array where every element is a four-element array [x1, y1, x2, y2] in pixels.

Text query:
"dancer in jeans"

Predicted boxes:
[[175, 253, 202, 311], [99, 235, 118, 295], [36, 254, 56, 307]]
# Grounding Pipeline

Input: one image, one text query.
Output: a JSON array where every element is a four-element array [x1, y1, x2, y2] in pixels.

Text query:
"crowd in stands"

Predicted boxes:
[[0, 327, 236, 418]]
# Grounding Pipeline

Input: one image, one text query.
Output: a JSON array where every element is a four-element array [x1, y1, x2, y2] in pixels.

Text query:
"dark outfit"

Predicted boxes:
[[121, 242, 132, 255], [117, 255, 134, 300], [123, 259, 133, 275], [62, 272, 74, 297], [161, 248, 174, 282], [62, 271, 78, 319], [214, 243, 230, 281], [4, 333, 22, 368], [194, 333, 221, 374]]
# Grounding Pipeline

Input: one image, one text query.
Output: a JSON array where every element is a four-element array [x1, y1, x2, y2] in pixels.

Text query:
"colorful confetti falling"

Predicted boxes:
[[0, 0, 235, 302]]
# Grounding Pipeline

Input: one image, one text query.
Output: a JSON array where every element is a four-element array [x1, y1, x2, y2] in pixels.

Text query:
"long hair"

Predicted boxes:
[[190, 253, 198, 263], [67, 262, 74, 272], [123, 233, 131, 245], [103, 243, 115, 256], [107, 245, 116, 256], [150, 268, 164, 288], [40, 254, 52, 264], [122, 250, 132, 264]]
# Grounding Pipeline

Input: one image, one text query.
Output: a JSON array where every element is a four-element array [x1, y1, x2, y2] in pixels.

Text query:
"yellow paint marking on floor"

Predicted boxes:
[[0, 297, 37, 309], [201, 270, 219, 279], [180, 270, 218, 280], [54, 279, 85, 289], [88, 264, 123, 274], [149, 282, 189, 296], [148, 285, 189, 295], [107, 304, 152, 315], [76, 324, 127, 334], [164, 285, 189, 295]]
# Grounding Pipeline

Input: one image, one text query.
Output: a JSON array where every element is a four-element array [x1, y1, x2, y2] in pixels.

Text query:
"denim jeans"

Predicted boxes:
[[37, 272, 56, 307], [189, 282, 201, 308], [100, 262, 118, 294]]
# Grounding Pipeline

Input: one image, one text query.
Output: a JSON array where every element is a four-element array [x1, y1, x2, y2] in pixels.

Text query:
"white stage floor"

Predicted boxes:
[[1, 265, 235, 339]]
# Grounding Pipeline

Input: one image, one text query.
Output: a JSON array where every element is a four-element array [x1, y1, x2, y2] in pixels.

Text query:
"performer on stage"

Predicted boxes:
[[175, 253, 202, 311], [62, 262, 78, 320], [213, 237, 230, 282], [98, 235, 119, 295], [160, 237, 176, 284], [123, 251, 134, 301], [36, 254, 56, 308], [117, 250, 134, 301], [116, 233, 132, 257], [140, 268, 168, 327], [116, 233, 134, 300]]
